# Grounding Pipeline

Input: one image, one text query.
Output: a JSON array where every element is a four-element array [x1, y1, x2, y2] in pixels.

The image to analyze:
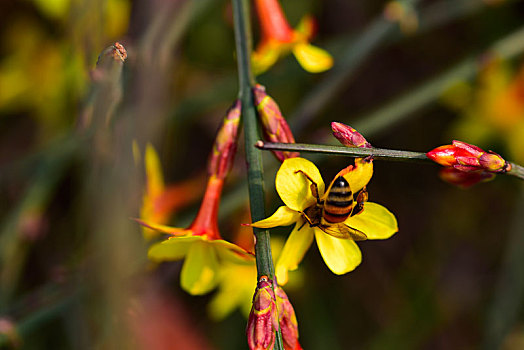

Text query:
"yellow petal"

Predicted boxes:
[[315, 230, 362, 275], [344, 158, 373, 193], [134, 218, 188, 236], [145, 143, 165, 198], [345, 202, 398, 240], [292, 43, 333, 73], [276, 157, 324, 211], [181, 242, 220, 295], [251, 206, 301, 228], [147, 235, 202, 261], [213, 239, 255, 265], [275, 220, 314, 285], [252, 43, 281, 75]]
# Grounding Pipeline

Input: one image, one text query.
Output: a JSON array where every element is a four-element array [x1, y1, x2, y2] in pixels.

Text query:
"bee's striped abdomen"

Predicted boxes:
[[322, 176, 353, 223]]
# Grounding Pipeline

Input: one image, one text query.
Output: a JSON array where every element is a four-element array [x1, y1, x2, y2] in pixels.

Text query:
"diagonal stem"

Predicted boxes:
[[256, 141, 524, 180]]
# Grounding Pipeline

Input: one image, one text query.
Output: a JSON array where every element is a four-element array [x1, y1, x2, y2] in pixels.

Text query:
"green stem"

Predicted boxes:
[[231, 0, 283, 348], [256, 141, 524, 180], [232, 0, 275, 281]]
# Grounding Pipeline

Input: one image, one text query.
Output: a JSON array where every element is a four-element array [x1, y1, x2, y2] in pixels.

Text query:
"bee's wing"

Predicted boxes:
[[319, 224, 368, 241]]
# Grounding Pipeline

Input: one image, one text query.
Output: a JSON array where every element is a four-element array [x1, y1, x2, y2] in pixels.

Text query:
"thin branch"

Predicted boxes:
[[256, 141, 429, 162]]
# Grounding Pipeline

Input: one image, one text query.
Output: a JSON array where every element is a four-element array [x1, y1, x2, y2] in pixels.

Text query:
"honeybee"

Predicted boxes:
[[296, 170, 368, 240]]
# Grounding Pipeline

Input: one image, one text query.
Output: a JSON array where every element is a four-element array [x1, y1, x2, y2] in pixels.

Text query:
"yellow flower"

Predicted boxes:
[[252, 157, 398, 285], [252, 0, 333, 74]]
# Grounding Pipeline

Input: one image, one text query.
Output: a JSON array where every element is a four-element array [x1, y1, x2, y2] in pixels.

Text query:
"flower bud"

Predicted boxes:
[[275, 286, 302, 350], [331, 122, 372, 149], [427, 140, 510, 173], [247, 276, 279, 350], [253, 84, 300, 162], [208, 100, 241, 179]]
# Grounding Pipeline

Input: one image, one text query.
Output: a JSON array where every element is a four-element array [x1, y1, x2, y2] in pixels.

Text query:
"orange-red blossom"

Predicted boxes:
[[179, 99, 243, 240], [142, 100, 253, 295]]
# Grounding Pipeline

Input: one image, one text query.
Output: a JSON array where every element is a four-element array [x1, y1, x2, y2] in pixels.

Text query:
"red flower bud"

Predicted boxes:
[[208, 100, 241, 179], [427, 140, 510, 174], [247, 276, 279, 350], [331, 122, 372, 149], [275, 286, 302, 350], [253, 84, 300, 162]]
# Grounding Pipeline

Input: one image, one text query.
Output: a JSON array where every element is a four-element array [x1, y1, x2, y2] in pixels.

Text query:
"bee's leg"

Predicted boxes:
[[352, 186, 368, 216], [300, 212, 319, 229], [294, 170, 321, 204]]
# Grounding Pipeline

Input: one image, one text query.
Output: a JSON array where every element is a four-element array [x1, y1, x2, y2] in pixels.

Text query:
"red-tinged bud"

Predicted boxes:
[[275, 286, 302, 350], [427, 140, 510, 174], [253, 84, 300, 162], [247, 276, 279, 350], [208, 100, 241, 179], [331, 122, 372, 149], [439, 168, 495, 188]]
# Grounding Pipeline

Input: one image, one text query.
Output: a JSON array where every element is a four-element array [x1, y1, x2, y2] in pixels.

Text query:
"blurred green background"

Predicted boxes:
[[1, 0, 524, 349]]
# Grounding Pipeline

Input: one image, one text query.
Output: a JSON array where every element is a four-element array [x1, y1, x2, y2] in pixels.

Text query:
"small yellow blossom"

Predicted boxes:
[[252, 0, 333, 74]]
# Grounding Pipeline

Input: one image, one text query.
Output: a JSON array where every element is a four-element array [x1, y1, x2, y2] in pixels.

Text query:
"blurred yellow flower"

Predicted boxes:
[[252, 0, 333, 74]]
